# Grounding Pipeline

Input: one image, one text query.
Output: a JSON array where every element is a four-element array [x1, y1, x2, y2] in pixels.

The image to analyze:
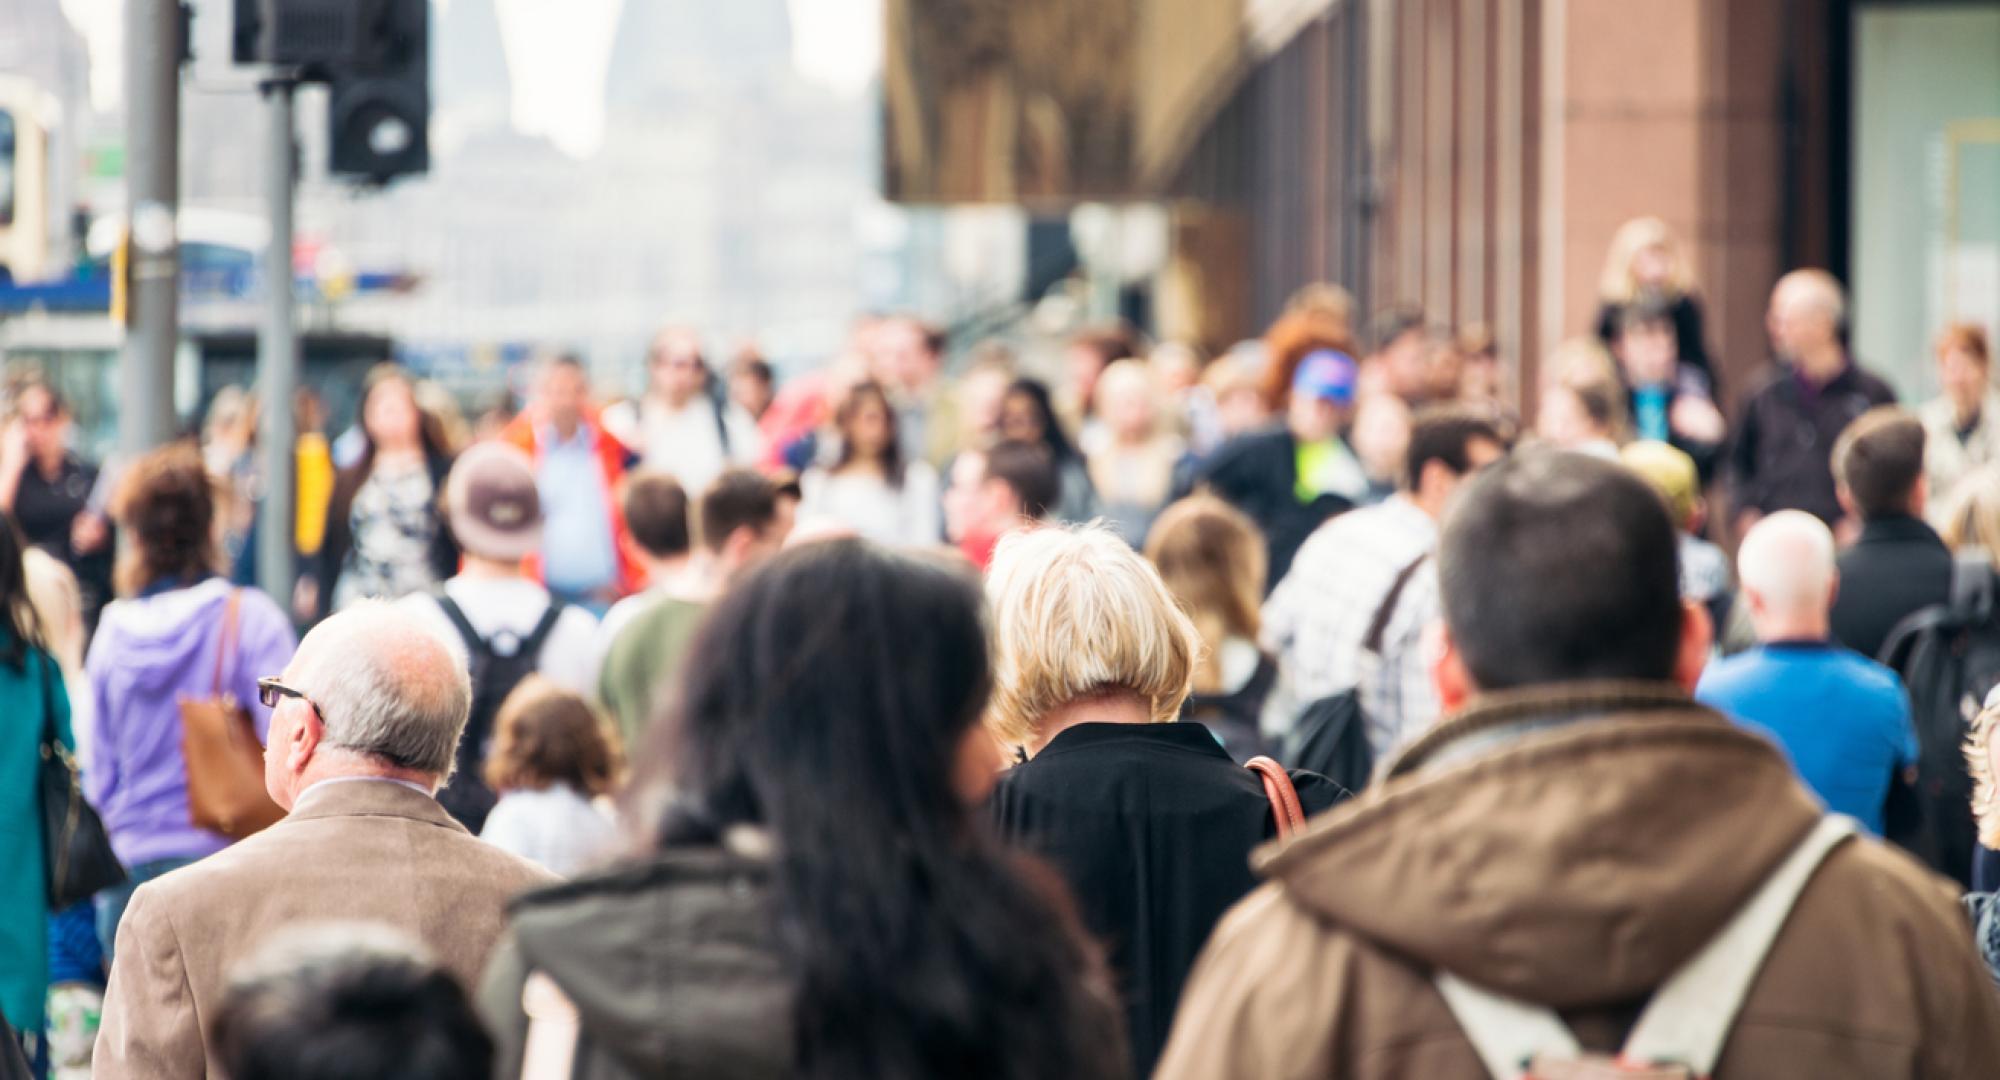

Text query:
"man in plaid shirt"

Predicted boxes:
[[1262, 409, 1508, 755]]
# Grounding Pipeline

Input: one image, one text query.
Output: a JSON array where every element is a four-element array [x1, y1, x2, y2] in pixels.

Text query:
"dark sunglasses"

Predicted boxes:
[[257, 677, 314, 711]]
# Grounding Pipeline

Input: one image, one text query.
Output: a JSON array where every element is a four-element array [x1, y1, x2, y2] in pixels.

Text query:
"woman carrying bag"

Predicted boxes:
[[0, 514, 84, 1068], [85, 445, 297, 960]]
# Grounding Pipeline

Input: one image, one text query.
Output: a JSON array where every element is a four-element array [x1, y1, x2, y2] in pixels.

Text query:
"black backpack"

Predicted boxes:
[[1880, 554, 2000, 888], [432, 594, 567, 834], [1277, 554, 1429, 800]]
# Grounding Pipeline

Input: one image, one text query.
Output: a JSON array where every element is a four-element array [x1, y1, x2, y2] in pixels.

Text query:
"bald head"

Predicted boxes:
[[1737, 511, 1838, 639], [287, 603, 472, 778], [1770, 270, 1846, 363]]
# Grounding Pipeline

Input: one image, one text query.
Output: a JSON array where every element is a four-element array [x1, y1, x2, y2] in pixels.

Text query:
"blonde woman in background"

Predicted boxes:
[[1144, 496, 1278, 761], [1593, 215, 1717, 392], [1087, 360, 1183, 547], [1921, 324, 2000, 520], [1937, 464, 2000, 564], [24, 548, 88, 768]]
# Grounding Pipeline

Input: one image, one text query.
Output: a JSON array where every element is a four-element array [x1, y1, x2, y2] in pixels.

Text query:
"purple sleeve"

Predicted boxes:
[[232, 590, 299, 742]]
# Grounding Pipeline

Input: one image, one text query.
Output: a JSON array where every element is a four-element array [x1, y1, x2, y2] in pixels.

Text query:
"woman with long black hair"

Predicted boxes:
[[479, 539, 1126, 1080], [999, 376, 1102, 525], [299, 364, 458, 620], [0, 514, 76, 1068]]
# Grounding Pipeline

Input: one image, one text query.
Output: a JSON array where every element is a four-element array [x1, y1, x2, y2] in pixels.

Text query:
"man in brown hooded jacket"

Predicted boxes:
[[1156, 450, 2000, 1079]]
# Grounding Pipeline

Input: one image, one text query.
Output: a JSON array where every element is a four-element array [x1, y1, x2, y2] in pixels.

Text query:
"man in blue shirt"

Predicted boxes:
[[1697, 510, 1917, 834]]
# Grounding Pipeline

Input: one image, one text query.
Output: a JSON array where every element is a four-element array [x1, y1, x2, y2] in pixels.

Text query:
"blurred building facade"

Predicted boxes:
[[889, 0, 2000, 411]]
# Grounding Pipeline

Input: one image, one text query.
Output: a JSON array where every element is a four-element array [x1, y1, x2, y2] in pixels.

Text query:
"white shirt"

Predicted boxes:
[[798, 462, 942, 546], [628, 394, 763, 495], [395, 576, 601, 694], [479, 783, 620, 878], [1262, 495, 1439, 753]]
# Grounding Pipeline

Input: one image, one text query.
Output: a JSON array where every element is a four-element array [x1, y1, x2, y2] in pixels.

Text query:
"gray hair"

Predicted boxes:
[[291, 603, 471, 777]]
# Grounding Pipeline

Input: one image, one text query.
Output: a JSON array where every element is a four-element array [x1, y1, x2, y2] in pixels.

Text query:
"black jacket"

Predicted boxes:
[[1832, 514, 1953, 661], [1189, 427, 1352, 587], [989, 722, 1340, 1077], [1729, 359, 1897, 523]]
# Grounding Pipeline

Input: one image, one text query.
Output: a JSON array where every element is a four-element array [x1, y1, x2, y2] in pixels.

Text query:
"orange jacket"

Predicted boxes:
[[498, 408, 642, 597]]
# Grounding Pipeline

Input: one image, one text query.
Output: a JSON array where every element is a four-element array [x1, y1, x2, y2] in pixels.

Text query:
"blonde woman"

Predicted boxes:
[[1087, 360, 1184, 547], [1966, 695, 2000, 983], [1143, 496, 1276, 761], [984, 524, 1338, 1077], [1594, 216, 1716, 391]]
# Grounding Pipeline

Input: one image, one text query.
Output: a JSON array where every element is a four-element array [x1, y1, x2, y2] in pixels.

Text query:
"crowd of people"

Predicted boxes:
[[4, 213, 2000, 1077]]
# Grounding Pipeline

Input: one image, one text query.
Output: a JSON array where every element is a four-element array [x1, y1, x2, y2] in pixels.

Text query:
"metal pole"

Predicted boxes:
[[256, 80, 297, 605], [119, 0, 181, 455]]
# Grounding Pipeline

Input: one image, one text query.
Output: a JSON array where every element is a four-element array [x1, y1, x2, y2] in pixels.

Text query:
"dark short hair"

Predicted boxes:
[[981, 440, 1062, 520], [731, 356, 775, 384], [1439, 450, 1683, 689], [1832, 406, 1926, 521], [210, 930, 492, 1080], [1404, 407, 1508, 491], [1615, 293, 1678, 338], [483, 677, 620, 797], [621, 471, 691, 559], [696, 469, 779, 553]]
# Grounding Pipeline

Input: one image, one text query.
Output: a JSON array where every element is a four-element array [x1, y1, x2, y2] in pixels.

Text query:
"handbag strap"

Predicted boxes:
[[1434, 815, 1857, 1078], [210, 588, 244, 698], [35, 647, 58, 752], [1246, 755, 1306, 839]]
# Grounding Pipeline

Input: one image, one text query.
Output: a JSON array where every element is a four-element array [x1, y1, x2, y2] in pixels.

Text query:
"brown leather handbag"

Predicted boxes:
[[180, 589, 285, 838], [1246, 755, 1306, 839]]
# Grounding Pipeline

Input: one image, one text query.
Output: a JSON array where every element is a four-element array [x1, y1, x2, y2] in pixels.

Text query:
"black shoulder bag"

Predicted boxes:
[[38, 651, 126, 909]]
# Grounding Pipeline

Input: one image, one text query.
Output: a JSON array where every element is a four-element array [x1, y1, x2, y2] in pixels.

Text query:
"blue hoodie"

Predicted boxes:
[[84, 577, 297, 867]]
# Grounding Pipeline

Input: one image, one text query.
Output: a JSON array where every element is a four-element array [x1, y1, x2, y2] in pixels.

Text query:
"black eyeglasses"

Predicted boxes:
[[257, 677, 312, 710]]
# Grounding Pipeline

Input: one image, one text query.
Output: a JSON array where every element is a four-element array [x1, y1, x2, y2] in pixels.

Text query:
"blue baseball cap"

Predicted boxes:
[[1291, 349, 1359, 406]]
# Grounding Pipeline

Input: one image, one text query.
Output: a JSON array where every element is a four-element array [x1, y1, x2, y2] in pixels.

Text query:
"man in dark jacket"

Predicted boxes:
[[1829, 406, 1953, 660], [1730, 269, 1896, 531], [1156, 451, 2000, 1079], [1193, 350, 1366, 584]]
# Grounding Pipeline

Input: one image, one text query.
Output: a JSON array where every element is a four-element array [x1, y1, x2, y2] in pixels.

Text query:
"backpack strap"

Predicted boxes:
[[710, 391, 732, 456], [1434, 814, 1857, 1078], [210, 587, 244, 698], [433, 592, 489, 658], [520, 601, 568, 659], [1362, 553, 1431, 656], [1245, 755, 1307, 839], [1618, 814, 1855, 1072]]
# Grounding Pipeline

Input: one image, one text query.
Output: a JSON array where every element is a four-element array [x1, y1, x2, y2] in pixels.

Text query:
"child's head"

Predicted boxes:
[[482, 677, 621, 797], [1614, 297, 1680, 387]]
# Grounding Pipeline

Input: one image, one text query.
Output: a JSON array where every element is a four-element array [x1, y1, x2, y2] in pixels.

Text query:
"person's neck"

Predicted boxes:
[[837, 454, 888, 479], [1754, 613, 1831, 644], [1795, 343, 1847, 385], [652, 386, 699, 411], [459, 555, 526, 580], [1026, 692, 1151, 758], [1953, 392, 1985, 427], [671, 553, 723, 601], [31, 448, 64, 477], [548, 417, 583, 441], [374, 438, 423, 463], [288, 756, 438, 810], [1408, 488, 1447, 522], [640, 552, 693, 589]]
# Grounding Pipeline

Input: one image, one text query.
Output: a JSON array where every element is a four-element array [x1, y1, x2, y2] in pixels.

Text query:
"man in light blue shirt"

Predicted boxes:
[[527, 358, 619, 614], [1696, 511, 1917, 834]]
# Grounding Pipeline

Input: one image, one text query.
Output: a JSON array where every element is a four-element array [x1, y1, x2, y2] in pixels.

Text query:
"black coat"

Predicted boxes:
[[988, 722, 1340, 1077], [1189, 427, 1352, 587], [1728, 360, 1897, 523], [1832, 514, 1953, 662]]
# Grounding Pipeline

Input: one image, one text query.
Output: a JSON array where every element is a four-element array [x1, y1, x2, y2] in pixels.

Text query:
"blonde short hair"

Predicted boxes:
[[984, 524, 1198, 747], [1972, 701, 2000, 849]]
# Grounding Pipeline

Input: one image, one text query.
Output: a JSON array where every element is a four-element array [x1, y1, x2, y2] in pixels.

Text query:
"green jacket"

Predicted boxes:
[[596, 596, 707, 746], [1, 646, 72, 1035]]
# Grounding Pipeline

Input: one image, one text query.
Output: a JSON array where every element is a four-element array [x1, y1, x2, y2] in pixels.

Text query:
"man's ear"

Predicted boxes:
[[288, 701, 325, 774], [1674, 598, 1714, 692], [1429, 620, 1474, 714], [1835, 484, 1857, 523]]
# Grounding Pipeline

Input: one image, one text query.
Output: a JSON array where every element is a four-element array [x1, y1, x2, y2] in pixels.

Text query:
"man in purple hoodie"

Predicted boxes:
[[83, 444, 299, 958]]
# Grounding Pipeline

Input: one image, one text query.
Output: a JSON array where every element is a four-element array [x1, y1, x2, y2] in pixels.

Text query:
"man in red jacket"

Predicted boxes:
[[499, 354, 640, 611]]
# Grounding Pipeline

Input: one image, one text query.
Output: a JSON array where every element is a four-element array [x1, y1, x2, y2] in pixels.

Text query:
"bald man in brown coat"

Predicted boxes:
[[94, 604, 559, 1079]]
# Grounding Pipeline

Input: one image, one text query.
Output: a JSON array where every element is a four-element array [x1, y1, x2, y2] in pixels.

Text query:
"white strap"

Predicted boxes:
[[1621, 814, 1855, 1072], [1436, 970, 1582, 1078], [1432, 814, 1856, 1079], [520, 971, 581, 1080]]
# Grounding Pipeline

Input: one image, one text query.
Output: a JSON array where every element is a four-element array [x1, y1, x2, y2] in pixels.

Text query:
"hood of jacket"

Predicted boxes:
[[504, 841, 793, 1076], [92, 577, 240, 691], [1255, 681, 1825, 1009]]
